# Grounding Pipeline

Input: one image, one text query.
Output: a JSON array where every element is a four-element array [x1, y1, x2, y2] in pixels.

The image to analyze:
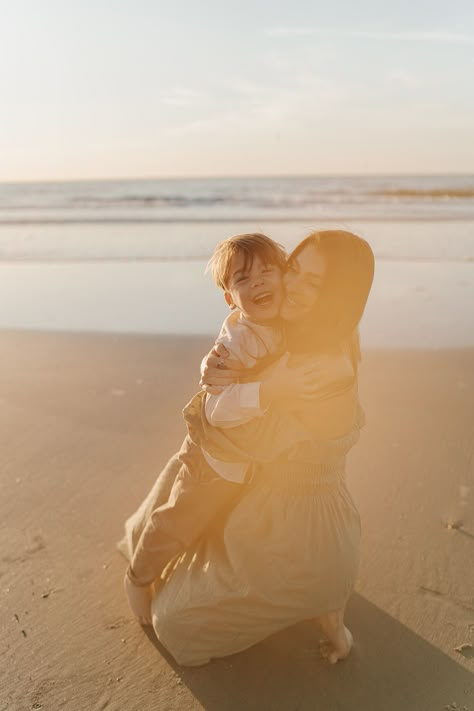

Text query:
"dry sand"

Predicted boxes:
[[0, 330, 473, 711]]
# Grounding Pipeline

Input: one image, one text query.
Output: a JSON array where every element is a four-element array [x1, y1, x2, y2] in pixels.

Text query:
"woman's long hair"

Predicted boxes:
[[285, 230, 375, 367]]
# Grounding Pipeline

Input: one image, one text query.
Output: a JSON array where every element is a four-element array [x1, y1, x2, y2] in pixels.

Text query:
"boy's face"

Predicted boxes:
[[225, 252, 283, 323]]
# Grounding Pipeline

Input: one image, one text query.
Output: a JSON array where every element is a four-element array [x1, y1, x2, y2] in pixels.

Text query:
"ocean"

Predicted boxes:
[[1, 175, 473, 347]]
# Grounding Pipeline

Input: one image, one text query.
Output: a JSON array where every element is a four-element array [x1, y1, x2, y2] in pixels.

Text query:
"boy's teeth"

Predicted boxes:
[[254, 292, 271, 303]]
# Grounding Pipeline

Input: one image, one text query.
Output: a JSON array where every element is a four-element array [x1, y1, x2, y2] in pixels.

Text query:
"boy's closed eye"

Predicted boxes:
[[237, 266, 274, 282]]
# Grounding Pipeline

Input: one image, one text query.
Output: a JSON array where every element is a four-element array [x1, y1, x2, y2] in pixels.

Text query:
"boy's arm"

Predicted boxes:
[[199, 344, 243, 394], [199, 311, 258, 395], [201, 317, 271, 427], [205, 381, 265, 428]]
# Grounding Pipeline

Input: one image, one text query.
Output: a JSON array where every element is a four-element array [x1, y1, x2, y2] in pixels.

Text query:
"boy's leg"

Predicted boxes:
[[158, 459, 242, 548], [128, 437, 242, 585], [118, 440, 187, 561]]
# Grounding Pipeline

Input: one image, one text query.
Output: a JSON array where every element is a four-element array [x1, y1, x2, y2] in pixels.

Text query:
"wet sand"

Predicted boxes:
[[1, 330, 473, 710]]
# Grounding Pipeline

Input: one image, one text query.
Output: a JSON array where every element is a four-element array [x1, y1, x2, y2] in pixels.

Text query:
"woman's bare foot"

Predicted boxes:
[[315, 610, 353, 664], [319, 626, 353, 664], [123, 574, 152, 625]]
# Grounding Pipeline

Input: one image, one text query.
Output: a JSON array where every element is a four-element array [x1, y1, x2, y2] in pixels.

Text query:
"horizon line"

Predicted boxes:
[[1, 170, 474, 186]]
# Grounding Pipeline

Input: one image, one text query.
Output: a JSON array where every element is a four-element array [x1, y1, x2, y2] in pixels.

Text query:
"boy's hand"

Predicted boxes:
[[200, 343, 243, 393], [123, 573, 152, 626]]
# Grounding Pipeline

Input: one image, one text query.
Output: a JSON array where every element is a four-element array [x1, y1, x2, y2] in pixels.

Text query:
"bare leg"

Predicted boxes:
[[315, 608, 353, 664], [123, 574, 152, 625]]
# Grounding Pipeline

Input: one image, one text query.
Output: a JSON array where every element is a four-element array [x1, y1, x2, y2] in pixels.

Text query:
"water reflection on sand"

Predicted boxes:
[[1, 257, 473, 348]]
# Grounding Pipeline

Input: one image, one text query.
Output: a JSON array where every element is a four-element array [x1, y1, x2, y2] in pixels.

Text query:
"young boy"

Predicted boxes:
[[123, 233, 296, 622], [199, 232, 289, 477]]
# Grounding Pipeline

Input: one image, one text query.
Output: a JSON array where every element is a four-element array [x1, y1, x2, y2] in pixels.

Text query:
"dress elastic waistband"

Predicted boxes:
[[256, 460, 346, 493]]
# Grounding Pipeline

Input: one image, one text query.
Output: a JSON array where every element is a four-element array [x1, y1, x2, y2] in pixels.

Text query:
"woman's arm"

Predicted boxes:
[[203, 350, 355, 427], [204, 353, 338, 427], [184, 389, 311, 464], [185, 367, 357, 467]]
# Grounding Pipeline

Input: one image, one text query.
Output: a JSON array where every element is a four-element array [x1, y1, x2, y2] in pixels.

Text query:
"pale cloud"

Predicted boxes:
[[167, 73, 353, 137], [169, 117, 220, 136], [387, 71, 420, 89], [265, 28, 474, 44], [162, 87, 206, 107]]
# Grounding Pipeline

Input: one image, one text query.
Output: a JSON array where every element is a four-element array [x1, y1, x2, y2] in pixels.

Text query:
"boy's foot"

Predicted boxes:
[[319, 626, 353, 664], [123, 574, 153, 626]]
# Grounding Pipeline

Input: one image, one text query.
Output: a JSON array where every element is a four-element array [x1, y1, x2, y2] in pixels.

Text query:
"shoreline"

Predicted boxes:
[[2, 330, 473, 709], [3, 215, 474, 225]]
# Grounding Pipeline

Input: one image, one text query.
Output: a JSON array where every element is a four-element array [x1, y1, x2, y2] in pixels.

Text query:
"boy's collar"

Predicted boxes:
[[238, 312, 281, 328]]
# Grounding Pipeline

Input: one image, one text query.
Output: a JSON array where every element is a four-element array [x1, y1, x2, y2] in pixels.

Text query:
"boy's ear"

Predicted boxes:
[[224, 292, 235, 310]]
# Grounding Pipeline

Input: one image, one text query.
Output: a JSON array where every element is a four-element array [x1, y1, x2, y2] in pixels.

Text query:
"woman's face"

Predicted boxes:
[[280, 242, 326, 322]]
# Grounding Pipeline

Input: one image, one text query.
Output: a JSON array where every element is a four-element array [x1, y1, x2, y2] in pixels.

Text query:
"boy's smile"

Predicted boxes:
[[225, 253, 283, 323]]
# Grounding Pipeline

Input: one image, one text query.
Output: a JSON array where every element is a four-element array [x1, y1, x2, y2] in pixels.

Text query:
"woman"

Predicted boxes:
[[122, 230, 374, 666]]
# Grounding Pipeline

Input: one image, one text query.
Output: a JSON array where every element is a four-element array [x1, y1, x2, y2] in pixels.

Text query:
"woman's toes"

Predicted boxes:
[[319, 629, 354, 664], [319, 641, 331, 659]]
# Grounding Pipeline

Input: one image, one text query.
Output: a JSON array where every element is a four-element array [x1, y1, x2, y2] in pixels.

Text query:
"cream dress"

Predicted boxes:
[[148, 407, 363, 666]]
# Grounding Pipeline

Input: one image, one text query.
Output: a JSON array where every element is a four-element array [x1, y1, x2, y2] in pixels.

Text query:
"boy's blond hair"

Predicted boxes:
[[207, 233, 287, 290]]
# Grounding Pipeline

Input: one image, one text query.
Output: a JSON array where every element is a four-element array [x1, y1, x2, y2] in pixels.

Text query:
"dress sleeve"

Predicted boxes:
[[204, 347, 355, 428], [184, 349, 358, 465], [184, 390, 311, 464]]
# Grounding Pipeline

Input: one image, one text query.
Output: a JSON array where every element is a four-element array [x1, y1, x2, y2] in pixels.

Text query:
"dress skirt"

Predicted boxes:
[[150, 429, 362, 667]]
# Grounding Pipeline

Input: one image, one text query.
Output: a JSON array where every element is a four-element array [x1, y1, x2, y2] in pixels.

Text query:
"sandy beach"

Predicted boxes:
[[1, 330, 473, 710]]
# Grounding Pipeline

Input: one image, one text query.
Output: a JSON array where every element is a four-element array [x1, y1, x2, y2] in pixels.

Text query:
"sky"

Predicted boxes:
[[1, 0, 474, 181]]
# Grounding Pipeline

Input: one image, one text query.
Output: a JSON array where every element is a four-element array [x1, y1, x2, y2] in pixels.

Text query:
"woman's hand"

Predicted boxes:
[[199, 343, 243, 394], [260, 353, 330, 408]]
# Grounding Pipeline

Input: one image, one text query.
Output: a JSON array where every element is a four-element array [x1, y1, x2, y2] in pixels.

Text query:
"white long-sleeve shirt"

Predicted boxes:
[[204, 381, 263, 428], [214, 310, 283, 367], [201, 311, 283, 483]]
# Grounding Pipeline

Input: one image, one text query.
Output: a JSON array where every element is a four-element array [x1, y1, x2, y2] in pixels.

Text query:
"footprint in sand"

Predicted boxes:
[[110, 388, 125, 397], [26, 534, 46, 555], [454, 643, 474, 659], [105, 616, 129, 630]]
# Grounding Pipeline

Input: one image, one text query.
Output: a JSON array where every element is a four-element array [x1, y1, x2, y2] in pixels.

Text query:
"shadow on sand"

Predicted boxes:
[[144, 594, 474, 711]]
